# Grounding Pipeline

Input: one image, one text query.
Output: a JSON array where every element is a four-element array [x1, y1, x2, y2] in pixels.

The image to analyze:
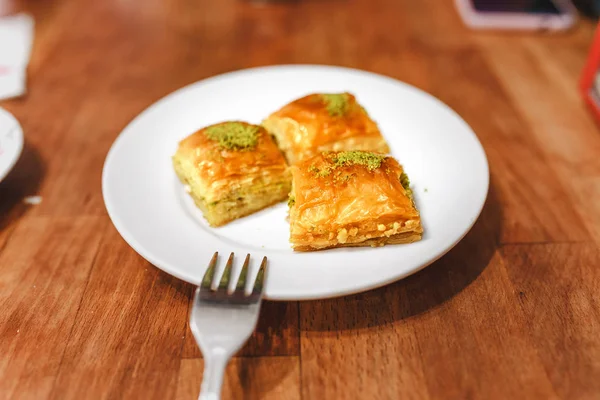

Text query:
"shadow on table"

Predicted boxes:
[[300, 177, 502, 331], [0, 141, 45, 233]]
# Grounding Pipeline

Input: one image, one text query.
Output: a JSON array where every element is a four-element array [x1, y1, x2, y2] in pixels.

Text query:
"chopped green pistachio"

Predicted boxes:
[[288, 196, 296, 207], [400, 172, 410, 188], [204, 122, 259, 150], [339, 173, 354, 183], [400, 172, 413, 198], [320, 93, 350, 116], [309, 164, 331, 177], [329, 151, 385, 171], [309, 151, 385, 179]]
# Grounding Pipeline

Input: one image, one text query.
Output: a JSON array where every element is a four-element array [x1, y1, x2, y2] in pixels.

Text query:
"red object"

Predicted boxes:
[[580, 22, 600, 122]]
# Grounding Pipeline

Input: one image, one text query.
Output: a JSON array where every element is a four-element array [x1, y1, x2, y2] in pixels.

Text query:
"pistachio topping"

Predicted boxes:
[[308, 164, 331, 177], [329, 151, 385, 171], [204, 122, 259, 150], [308, 151, 385, 181], [320, 93, 350, 116], [400, 172, 413, 198]]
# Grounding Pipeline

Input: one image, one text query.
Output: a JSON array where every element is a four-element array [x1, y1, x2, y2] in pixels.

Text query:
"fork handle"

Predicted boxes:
[[199, 353, 229, 400]]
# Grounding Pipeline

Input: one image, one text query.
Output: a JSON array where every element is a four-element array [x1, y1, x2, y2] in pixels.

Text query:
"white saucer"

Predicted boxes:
[[0, 107, 23, 183], [102, 65, 489, 300]]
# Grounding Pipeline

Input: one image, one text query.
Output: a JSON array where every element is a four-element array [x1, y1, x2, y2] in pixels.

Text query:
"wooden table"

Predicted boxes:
[[1, 0, 599, 398]]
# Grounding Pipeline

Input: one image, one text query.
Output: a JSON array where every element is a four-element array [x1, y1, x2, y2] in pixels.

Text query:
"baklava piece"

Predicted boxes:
[[288, 151, 422, 251], [173, 121, 291, 227], [262, 92, 390, 164]]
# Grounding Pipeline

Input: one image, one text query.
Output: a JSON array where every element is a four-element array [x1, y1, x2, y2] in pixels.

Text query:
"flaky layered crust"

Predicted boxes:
[[289, 153, 422, 251], [262, 93, 390, 164], [173, 121, 291, 226], [292, 231, 422, 251]]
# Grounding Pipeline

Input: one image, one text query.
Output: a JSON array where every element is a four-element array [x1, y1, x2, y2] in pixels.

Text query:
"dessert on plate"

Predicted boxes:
[[262, 92, 390, 164], [287, 150, 422, 251], [173, 121, 291, 227]]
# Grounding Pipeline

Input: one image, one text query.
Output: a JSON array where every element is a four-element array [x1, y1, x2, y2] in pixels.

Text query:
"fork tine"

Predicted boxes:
[[218, 252, 234, 291], [201, 252, 218, 290], [235, 254, 251, 293], [252, 256, 267, 295]]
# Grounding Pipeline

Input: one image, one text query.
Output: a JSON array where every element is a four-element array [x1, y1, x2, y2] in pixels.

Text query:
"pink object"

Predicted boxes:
[[454, 0, 577, 31]]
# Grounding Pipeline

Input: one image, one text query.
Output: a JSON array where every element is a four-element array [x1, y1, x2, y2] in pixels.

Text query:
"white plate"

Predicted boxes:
[[102, 65, 489, 300], [0, 107, 23, 183]]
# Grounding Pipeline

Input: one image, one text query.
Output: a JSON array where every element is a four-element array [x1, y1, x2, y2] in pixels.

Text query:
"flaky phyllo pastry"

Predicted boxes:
[[173, 121, 291, 227], [262, 92, 390, 164], [288, 151, 422, 251]]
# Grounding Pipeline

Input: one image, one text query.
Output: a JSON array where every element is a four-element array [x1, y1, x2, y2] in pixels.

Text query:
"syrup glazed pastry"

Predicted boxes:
[[262, 92, 390, 164], [288, 151, 422, 251], [173, 121, 291, 227]]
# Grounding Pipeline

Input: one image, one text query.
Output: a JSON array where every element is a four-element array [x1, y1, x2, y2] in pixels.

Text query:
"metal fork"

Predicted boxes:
[[189, 252, 267, 400]]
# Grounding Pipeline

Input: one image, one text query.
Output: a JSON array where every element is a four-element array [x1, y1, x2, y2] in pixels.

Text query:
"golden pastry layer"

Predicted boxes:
[[288, 151, 422, 251], [262, 92, 390, 164], [173, 121, 291, 226]]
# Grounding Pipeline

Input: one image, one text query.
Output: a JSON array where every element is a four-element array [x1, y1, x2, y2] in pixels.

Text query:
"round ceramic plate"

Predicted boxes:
[[102, 65, 489, 300], [0, 107, 23, 183]]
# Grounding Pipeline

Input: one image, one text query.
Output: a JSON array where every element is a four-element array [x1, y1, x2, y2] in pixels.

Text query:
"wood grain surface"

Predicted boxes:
[[1, 0, 599, 399]]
